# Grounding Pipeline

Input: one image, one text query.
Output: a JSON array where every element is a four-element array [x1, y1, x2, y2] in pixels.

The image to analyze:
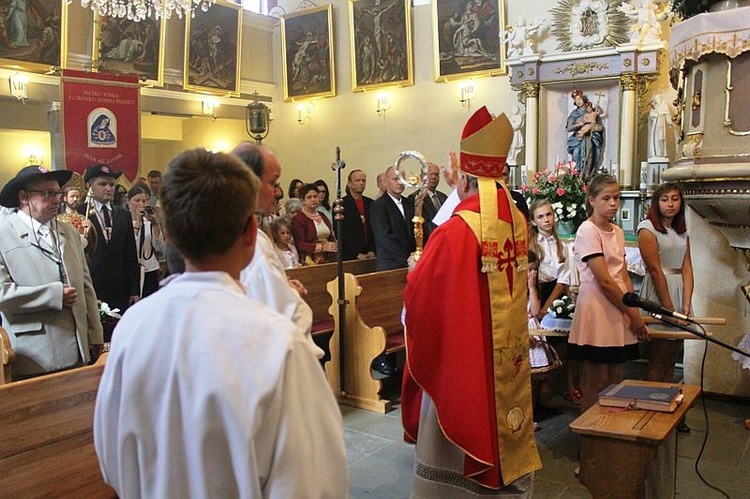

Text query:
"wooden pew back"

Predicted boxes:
[[353, 269, 407, 352], [286, 258, 377, 335], [0, 357, 115, 497]]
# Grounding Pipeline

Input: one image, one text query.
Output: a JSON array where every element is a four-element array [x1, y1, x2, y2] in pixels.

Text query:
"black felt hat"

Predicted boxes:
[[0, 165, 73, 208], [84, 163, 123, 183]]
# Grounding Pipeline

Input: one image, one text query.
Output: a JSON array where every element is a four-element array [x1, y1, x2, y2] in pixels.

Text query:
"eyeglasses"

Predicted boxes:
[[26, 189, 64, 199]]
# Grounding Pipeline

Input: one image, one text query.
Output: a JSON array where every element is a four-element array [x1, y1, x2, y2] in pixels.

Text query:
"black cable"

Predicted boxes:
[[691, 322, 730, 499]]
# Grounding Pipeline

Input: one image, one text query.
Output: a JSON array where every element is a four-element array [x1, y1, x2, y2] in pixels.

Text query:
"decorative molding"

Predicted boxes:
[[620, 73, 638, 91], [549, 0, 629, 52], [553, 61, 610, 78], [682, 132, 703, 158], [521, 82, 539, 100]]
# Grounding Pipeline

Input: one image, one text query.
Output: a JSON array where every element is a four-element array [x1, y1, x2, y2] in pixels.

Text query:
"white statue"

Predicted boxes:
[[501, 17, 546, 59], [618, 0, 672, 44], [648, 94, 672, 160], [507, 105, 525, 166]]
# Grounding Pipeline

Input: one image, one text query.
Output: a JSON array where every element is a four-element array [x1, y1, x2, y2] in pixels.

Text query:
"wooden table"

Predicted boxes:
[[569, 380, 701, 498]]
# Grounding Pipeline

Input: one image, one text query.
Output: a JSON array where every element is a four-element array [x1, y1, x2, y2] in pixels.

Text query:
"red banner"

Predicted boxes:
[[61, 70, 141, 183]]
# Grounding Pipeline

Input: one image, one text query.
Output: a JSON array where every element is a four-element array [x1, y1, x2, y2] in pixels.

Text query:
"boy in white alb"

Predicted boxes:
[[94, 149, 348, 498]]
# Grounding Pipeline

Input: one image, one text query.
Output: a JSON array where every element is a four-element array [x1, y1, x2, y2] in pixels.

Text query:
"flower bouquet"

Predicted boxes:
[[98, 302, 121, 323], [522, 161, 587, 231], [548, 295, 575, 319]]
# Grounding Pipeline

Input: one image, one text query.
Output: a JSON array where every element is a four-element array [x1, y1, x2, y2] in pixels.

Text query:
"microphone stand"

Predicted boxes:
[[331, 146, 346, 394], [649, 314, 750, 358]]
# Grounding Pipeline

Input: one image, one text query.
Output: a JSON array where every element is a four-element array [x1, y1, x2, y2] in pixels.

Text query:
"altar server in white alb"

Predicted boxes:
[[94, 148, 348, 498], [231, 142, 320, 356]]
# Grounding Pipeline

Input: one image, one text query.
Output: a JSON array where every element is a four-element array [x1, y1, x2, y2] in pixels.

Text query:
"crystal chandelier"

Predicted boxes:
[[80, 0, 217, 22]]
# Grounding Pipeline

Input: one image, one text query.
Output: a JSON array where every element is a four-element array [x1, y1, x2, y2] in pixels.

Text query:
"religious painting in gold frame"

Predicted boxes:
[[281, 4, 336, 102], [348, 0, 413, 92], [92, 10, 166, 87], [0, 0, 68, 72], [432, 0, 505, 82], [183, 0, 242, 96]]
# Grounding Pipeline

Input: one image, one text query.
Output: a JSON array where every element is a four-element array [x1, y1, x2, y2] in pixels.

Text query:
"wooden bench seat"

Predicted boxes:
[[327, 268, 407, 413], [0, 355, 115, 498]]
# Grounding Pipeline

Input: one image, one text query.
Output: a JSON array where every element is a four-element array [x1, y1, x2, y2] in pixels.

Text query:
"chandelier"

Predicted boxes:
[[80, 0, 216, 22]]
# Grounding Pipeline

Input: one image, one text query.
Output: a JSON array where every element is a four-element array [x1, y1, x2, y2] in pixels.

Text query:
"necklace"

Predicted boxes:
[[303, 209, 321, 220]]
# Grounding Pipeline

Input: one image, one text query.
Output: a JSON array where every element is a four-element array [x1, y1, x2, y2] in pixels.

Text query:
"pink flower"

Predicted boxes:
[[582, 184, 588, 192], [547, 174, 557, 183], [521, 184, 529, 192], [532, 187, 539, 195], [556, 187, 565, 196], [533, 172, 541, 181]]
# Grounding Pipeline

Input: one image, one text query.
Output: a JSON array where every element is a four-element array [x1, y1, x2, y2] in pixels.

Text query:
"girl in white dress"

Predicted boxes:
[[637, 183, 693, 385], [271, 218, 301, 269]]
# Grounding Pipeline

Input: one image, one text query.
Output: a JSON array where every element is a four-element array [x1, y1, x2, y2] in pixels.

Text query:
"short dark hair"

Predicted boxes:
[[298, 183, 319, 200], [147, 170, 162, 179], [161, 148, 258, 261], [231, 142, 266, 178], [127, 183, 151, 200], [347, 169, 364, 182]]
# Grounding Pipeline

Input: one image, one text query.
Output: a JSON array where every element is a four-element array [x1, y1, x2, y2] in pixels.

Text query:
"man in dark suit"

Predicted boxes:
[[81, 164, 140, 336], [336, 169, 375, 261], [502, 163, 530, 220], [407, 162, 448, 245], [371, 166, 415, 271]]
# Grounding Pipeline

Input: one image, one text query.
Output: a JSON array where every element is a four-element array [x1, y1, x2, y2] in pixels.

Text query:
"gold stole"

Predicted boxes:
[[456, 179, 542, 485]]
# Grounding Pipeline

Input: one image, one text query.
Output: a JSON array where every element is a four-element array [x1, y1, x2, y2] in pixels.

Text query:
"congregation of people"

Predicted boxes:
[[0, 100, 694, 496]]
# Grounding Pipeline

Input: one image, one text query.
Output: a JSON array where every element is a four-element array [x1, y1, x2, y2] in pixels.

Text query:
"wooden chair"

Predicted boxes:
[[0, 354, 115, 497], [327, 269, 407, 413]]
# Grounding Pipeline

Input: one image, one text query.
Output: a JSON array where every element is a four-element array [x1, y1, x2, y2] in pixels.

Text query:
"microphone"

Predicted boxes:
[[622, 292, 690, 321]]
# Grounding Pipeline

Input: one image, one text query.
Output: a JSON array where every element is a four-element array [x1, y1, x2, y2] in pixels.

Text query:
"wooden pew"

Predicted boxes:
[[327, 268, 407, 413], [1, 327, 12, 385], [286, 258, 378, 339], [0, 355, 115, 498]]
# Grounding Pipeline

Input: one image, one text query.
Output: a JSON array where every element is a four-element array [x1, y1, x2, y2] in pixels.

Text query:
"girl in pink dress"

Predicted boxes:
[[568, 174, 650, 412]]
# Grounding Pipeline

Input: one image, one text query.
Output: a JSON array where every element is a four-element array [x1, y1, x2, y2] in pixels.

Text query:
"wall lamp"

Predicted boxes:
[[201, 97, 219, 121], [459, 81, 475, 107], [296, 102, 313, 124], [9, 73, 28, 103], [376, 93, 391, 117]]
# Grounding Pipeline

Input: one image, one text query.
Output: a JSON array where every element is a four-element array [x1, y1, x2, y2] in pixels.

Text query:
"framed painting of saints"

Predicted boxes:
[[432, 0, 505, 81], [0, 0, 68, 72], [348, 0, 413, 92], [183, 0, 242, 96], [93, 13, 166, 86], [281, 5, 335, 102]]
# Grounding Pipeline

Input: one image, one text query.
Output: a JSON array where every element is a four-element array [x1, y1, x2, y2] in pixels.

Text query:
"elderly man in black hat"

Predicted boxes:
[[80, 164, 140, 335], [0, 165, 103, 380]]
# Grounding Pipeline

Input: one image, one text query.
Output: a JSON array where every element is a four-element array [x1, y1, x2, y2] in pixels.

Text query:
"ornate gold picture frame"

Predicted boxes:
[[281, 4, 336, 102], [183, 0, 242, 96], [0, 0, 68, 72], [348, 0, 413, 92], [432, 0, 505, 81], [93, 12, 166, 87]]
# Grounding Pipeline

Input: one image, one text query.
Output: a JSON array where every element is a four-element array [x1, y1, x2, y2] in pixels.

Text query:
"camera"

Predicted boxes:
[[144, 206, 155, 215]]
